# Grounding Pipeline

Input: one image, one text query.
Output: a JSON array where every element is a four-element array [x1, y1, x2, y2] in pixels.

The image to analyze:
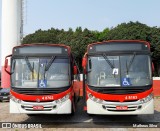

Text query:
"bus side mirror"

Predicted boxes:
[[74, 66, 78, 75], [4, 54, 12, 75], [82, 57, 87, 74], [152, 62, 155, 73]]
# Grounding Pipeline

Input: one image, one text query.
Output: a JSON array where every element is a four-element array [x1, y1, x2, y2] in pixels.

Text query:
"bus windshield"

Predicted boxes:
[[11, 57, 70, 88], [87, 55, 152, 87]]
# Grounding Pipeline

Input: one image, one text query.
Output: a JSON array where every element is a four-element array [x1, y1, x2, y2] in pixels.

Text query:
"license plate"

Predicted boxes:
[[116, 106, 128, 110], [33, 106, 44, 110], [3, 97, 8, 99]]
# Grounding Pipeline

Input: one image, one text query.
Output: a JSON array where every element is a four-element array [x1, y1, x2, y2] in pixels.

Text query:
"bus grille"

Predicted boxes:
[[21, 105, 55, 111], [102, 105, 142, 112]]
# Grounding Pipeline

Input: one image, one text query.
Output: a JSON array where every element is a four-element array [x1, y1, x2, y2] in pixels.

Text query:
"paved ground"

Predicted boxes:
[[0, 97, 160, 130]]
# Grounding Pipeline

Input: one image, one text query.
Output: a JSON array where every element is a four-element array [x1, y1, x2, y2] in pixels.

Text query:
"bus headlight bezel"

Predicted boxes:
[[55, 93, 70, 104], [88, 93, 103, 104], [140, 93, 153, 104], [10, 95, 22, 104]]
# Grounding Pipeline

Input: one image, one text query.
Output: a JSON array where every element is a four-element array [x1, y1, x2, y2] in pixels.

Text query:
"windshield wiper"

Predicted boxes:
[[10, 59, 16, 75], [87, 57, 92, 73], [102, 53, 115, 69], [25, 57, 35, 80], [43, 56, 56, 80], [45, 56, 56, 71], [126, 52, 136, 75], [25, 57, 34, 72]]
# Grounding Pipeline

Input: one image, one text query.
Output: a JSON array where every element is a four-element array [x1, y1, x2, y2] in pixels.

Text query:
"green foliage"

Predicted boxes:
[[107, 21, 151, 40], [22, 22, 160, 75]]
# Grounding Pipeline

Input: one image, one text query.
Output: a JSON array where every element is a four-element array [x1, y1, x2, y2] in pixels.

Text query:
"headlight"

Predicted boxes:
[[10, 95, 22, 104], [88, 93, 103, 104], [140, 93, 153, 104], [55, 94, 70, 104]]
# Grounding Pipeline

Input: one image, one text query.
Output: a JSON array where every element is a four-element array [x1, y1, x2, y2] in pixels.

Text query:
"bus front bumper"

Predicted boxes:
[[10, 99, 72, 114], [87, 98, 154, 115]]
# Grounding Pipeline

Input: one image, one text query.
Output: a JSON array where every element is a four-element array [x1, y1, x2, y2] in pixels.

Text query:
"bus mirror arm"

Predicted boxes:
[[82, 57, 87, 74], [4, 54, 12, 75]]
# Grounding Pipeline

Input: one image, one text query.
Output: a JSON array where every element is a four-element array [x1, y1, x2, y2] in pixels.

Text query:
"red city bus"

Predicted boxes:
[[82, 40, 154, 115], [5, 44, 79, 114]]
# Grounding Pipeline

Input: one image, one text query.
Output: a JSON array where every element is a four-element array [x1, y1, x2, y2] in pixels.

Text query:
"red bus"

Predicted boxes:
[[5, 44, 79, 114], [82, 40, 154, 115]]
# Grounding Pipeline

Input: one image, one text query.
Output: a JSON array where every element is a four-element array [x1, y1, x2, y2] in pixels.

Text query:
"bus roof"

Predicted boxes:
[[12, 43, 71, 56], [87, 40, 150, 54], [88, 40, 150, 49]]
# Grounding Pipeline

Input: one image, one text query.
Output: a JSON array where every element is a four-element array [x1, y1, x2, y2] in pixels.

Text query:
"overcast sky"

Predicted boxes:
[[1, 0, 160, 68]]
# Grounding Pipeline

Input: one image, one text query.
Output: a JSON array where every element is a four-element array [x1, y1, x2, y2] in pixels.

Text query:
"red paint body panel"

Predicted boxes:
[[153, 80, 160, 96], [1, 66, 10, 88], [86, 86, 153, 102], [10, 87, 72, 102]]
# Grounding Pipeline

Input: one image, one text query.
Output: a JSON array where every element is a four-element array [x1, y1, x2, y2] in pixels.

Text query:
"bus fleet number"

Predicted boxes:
[[125, 96, 137, 100], [42, 96, 54, 100]]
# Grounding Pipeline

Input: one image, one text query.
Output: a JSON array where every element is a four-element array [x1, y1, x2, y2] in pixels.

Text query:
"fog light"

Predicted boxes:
[[53, 105, 57, 109], [140, 93, 153, 104], [137, 105, 142, 109], [102, 105, 106, 109]]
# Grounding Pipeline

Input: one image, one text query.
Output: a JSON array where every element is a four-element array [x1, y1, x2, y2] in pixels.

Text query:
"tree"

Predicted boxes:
[[22, 22, 160, 75]]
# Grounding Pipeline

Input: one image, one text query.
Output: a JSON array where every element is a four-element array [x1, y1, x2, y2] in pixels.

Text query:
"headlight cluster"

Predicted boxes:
[[140, 93, 153, 104], [88, 93, 103, 104], [10, 95, 22, 104], [55, 94, 70, 104]]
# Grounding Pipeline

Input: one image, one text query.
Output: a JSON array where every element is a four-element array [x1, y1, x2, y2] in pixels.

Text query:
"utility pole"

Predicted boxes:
[[1, 0, 23, 88]]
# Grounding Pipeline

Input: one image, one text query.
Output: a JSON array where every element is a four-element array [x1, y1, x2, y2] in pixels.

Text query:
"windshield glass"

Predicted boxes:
[[87, 55, 151, 87], [11, 57, 70, 88]]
